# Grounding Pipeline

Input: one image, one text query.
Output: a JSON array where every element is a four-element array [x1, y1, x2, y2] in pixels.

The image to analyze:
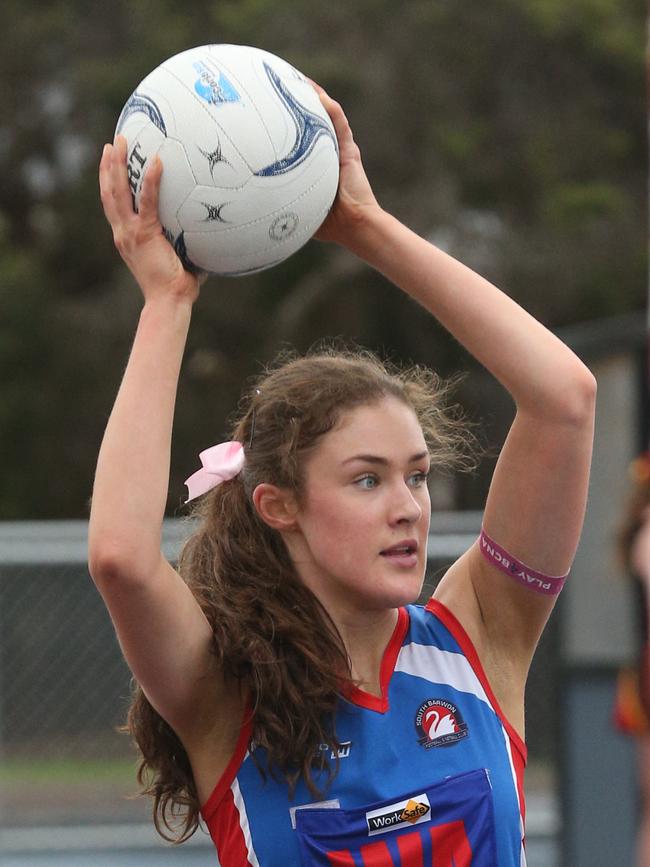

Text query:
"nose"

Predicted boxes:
[[390, 481, 423, 526]]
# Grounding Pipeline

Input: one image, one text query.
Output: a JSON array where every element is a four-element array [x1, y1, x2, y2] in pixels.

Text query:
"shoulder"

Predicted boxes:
[[405, 599, 464, 649]]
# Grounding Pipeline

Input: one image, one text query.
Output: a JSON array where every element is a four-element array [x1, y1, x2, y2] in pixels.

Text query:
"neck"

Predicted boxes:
[[334, 607, 399, 697]]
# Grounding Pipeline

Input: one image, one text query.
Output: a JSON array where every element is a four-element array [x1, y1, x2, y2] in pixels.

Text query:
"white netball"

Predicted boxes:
[[115, 44, 340, 276]]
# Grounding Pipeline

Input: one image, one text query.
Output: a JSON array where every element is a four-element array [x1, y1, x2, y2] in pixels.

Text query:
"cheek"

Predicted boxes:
[[422, 494, 432, 528], [303, 493, 375, 560]]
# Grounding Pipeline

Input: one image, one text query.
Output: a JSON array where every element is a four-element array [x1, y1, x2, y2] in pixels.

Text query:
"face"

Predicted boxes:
[[288, 397, 431, 616]]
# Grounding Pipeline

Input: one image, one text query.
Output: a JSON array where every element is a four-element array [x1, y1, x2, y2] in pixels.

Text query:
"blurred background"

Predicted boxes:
[[0, 0, 647, 864]]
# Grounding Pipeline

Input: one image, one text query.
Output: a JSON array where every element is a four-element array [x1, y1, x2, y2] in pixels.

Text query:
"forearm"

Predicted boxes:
[[88, 297, 192, 577], [349, 209, 595, 418]]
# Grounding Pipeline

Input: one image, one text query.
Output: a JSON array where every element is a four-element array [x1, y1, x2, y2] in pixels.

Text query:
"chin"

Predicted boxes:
[[371, 577, 425, 610]]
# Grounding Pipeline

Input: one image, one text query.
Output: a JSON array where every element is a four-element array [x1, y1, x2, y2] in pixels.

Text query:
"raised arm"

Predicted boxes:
[[316, 90, 596, 730], [345, 205, 594, 646], [89, 137, 231, 744]]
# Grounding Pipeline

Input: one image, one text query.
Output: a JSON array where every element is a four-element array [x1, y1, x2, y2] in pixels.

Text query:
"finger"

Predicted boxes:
[[109, 134, 137, 221], [307, 77, 325, 96], [138, 155, 163, 227], [99, 144, 113, 221], [318, 92, 357, 156], [100, 143, 130, 225], [319, 91, 350, 136]]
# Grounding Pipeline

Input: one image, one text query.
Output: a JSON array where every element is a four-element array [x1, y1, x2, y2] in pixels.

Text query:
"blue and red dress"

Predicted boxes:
[[201, 599, 527, 866]]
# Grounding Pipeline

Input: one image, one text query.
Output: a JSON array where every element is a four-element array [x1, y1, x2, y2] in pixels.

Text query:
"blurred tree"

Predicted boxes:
[[0, 0, 645, 517]]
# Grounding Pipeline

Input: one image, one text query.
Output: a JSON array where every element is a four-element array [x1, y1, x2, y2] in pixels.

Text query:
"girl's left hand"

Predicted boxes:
[[99, 136, 203, 305], [311, 85, 382, 245]]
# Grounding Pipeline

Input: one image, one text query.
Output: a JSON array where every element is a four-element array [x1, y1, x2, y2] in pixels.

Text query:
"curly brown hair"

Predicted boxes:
[[124, 346, 477, 842]]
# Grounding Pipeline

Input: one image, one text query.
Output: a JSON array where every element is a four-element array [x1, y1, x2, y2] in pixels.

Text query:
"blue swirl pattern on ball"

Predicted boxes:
[[116, 92, 167, 136], [254, 63, 337, 178]]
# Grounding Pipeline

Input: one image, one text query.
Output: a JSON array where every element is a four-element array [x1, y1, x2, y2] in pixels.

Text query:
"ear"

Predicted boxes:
[[252, 483, 299, 532]]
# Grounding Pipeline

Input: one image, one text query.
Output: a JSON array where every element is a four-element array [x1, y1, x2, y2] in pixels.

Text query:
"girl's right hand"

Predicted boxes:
[[310, 86, 381, 247], [99, 135, 202, 305]]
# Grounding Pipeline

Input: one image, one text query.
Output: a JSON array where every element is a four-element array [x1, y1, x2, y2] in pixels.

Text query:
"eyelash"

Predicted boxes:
[[355, 471, 430, 490]]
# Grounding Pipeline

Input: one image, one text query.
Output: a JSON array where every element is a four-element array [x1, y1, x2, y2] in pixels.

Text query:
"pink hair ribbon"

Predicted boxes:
[[184, 441, 245, 502]]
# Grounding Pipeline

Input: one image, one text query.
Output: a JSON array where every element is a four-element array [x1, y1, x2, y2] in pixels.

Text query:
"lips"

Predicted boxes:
[[380, 539, 419, 557]]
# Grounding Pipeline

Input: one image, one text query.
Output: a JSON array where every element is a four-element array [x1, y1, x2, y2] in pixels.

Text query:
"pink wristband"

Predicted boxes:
[[479, 528, 568, 596]]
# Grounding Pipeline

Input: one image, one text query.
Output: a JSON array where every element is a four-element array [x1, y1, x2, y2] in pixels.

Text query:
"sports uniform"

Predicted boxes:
[[201, 599, 527, 866]]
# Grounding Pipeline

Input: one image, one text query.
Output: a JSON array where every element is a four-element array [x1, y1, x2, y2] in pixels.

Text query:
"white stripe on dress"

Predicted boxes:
[[232, 776, 261, 867], [395, 642, 491, 706]]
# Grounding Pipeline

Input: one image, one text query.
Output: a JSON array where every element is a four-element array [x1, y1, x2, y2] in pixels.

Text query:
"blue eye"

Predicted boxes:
[[355, 475, 378, 490], [408, 471, 429, 488]]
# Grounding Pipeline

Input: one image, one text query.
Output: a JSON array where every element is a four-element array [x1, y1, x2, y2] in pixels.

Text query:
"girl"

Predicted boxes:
[[90, 86, 596, 865]]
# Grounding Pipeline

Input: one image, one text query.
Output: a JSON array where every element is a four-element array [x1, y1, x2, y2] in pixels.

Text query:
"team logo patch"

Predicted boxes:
[[415, 699, 469, 749], [366, 794, 431, 836]]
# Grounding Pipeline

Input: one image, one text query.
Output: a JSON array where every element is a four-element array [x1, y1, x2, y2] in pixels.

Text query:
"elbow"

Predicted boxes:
[[88, 543, 129, 588], [562, 368, 597, 424], [524, 366, 597, 426], [573, 367, 598, 422], [87, 539, 154, 590]]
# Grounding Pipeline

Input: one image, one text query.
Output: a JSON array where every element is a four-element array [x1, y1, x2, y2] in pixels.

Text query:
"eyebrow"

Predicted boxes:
[[341, 451, 430, 466]]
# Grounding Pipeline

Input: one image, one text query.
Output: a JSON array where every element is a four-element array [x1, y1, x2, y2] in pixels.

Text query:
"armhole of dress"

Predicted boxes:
[[424, 597, 528, 766], [200, 707, 254, 823]]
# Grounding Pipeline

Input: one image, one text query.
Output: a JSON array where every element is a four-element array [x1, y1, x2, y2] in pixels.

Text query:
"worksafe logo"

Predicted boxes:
[[366, 794, 431, 836]]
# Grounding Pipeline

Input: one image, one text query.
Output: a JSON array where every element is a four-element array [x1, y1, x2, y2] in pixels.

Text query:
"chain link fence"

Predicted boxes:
[[0, 521, 189, 831], [2, 561, 129, 763]]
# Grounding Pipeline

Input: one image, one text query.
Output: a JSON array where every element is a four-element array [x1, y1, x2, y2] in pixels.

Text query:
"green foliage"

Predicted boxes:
[[542, 181, 630, 225], [524, 0, 643, 61], [0, 0, 645, 517]]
